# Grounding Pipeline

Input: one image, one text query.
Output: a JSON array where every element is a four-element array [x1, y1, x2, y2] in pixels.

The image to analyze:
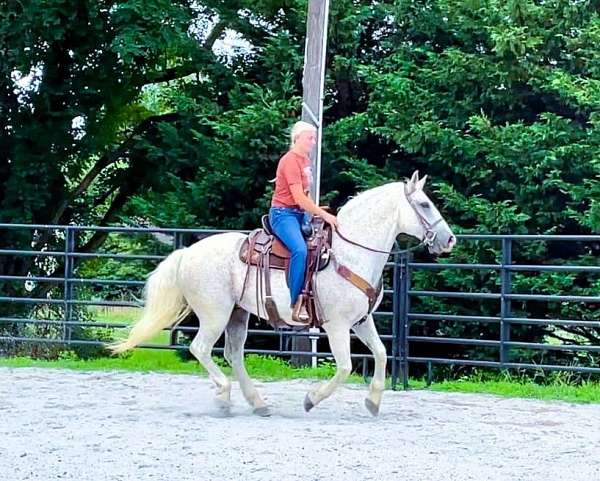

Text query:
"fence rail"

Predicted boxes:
[[1, 223, 599, 388]]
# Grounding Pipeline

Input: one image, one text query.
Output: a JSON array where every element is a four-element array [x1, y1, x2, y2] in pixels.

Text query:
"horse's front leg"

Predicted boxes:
[[304, 324, 351, 412], [352, 314, 387, 416]]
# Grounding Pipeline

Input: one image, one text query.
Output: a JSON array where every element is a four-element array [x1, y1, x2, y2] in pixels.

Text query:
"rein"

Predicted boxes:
[[332, 183, 444, 256], [334, 228, 428, 255]]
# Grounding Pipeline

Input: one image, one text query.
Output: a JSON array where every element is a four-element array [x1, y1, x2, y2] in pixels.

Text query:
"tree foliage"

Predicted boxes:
[[1, 0, 598, 366]]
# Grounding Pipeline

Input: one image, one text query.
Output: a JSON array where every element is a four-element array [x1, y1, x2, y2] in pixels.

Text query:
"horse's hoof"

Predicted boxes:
[[215, 400, 232, 417], [365, 398, 380, 417], [304, 394, 315, 412], [253, 406, 271, 417]]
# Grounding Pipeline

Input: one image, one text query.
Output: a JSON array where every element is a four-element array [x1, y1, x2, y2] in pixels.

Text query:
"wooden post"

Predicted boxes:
[[290, 0, 331, 367], [302, 0, 330, 204]]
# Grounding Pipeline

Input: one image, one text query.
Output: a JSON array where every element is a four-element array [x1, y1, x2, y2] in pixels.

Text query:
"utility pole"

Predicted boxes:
[[302, 0, 330, 204], [291, 0, 330, 367]]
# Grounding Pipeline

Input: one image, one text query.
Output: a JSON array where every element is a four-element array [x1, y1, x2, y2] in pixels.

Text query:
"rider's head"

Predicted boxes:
[[290, 121, 317, 154]]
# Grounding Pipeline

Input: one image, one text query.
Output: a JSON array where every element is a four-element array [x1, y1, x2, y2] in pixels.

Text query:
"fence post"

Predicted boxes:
[[500, 238, 512, 366], [391, 253, 400, 389], [392, 251, 410, 390], [170, 231, 185, 346], [402, 251, 412, 390], [63, 227, 75, 342]]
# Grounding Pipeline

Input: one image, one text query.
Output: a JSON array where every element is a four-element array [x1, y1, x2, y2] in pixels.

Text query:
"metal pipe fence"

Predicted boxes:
[[1, 223, 599, 388], [404, 234, 600, 385]]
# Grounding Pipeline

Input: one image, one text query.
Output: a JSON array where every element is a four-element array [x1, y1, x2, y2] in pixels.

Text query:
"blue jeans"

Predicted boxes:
[[269, 207, 309, 306]]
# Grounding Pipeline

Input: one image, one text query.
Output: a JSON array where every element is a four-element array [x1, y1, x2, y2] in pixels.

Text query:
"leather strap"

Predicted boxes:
[[263, 244, 272, 299], [239, 231, 258, 303], [331, 253, 380, 312], [255, 243, 262, 320], [262, 243, 283, 324]]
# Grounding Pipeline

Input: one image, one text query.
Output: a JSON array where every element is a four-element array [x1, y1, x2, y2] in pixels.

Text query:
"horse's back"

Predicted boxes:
[[186, 231, 247, 253], [178, 232, 247, 299]]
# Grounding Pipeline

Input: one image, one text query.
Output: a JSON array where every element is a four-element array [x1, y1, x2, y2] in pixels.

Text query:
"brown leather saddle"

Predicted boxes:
[[239, 214, 332, 328]]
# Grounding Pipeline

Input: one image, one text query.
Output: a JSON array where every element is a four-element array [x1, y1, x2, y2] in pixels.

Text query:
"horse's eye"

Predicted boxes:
[[420, 202, 430, 209]]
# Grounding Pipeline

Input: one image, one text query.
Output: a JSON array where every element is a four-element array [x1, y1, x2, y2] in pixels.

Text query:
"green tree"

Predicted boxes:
[[1, 1, 598, 368], [325, 0, 600, 369]]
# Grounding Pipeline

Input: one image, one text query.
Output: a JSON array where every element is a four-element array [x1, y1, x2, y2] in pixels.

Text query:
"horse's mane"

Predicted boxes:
[[337, 182, 404, 218]]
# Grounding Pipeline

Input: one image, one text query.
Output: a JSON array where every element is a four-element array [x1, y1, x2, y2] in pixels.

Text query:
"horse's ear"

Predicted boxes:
[[416, 174, 428, 191], [406, 170, 419, 194]]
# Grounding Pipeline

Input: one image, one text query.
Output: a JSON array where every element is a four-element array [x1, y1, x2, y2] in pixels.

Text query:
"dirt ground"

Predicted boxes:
[[2, 367, 599, 481]]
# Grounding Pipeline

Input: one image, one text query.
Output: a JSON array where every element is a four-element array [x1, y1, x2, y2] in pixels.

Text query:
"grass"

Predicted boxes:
[[423, 378, 600, 404], [0, 351, 364, 382], [3, 307, 599, 403], [90, 306, 168, 344], [2, 352, 600, 403], [1, 306, 361, 380], [91, 306, 142, 325], [0, 349, 199, 374]]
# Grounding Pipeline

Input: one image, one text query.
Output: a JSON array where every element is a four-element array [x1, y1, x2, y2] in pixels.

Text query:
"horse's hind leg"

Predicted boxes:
[[352, 314, 387, 416], [224, 307, 270, 416], [188, 301, 234, 414]]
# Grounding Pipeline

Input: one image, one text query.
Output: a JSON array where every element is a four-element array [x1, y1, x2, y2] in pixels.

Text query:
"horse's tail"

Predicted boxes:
[[108, 249, 191, 355]]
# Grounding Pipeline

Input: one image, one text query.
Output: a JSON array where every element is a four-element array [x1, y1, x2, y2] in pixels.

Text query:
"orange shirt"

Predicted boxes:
[[271, 151, 313, 208]]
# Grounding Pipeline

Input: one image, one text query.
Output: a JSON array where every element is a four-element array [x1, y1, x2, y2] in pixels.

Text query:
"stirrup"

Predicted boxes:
[[264, 296, 281, 323], [290, 296, 310, 326]]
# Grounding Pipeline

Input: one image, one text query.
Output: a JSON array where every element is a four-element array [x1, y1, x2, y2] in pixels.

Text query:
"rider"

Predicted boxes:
[[269, 121, 338, 322]]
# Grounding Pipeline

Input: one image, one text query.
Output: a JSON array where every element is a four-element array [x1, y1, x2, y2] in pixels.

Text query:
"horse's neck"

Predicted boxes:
[[332, 183, 403, 286]]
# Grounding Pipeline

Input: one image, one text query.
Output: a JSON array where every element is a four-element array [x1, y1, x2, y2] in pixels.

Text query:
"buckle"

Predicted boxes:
[[424, 230, 437, 246]]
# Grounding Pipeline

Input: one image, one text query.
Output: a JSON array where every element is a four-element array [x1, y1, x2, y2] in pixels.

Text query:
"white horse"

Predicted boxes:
[[110, 171, 455, 416]]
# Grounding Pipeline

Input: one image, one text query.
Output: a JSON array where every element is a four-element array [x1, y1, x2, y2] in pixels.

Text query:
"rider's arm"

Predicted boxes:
[[289, 184, 337, 228]]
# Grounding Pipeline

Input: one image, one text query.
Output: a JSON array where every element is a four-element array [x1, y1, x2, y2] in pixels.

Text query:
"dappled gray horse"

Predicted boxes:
[[110, 171, 455, 416]]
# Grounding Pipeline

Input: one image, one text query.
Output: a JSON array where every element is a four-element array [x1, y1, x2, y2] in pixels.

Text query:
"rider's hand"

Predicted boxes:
[[323, 212, 338, 229]]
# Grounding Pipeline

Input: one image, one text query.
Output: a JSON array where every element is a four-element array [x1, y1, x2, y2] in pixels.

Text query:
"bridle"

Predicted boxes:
[[334, 184, 444, 255], [405, 186, 444, 248]]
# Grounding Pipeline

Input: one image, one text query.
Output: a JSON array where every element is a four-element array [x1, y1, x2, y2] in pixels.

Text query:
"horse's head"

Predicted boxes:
[[403, 171, 456, 255]]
